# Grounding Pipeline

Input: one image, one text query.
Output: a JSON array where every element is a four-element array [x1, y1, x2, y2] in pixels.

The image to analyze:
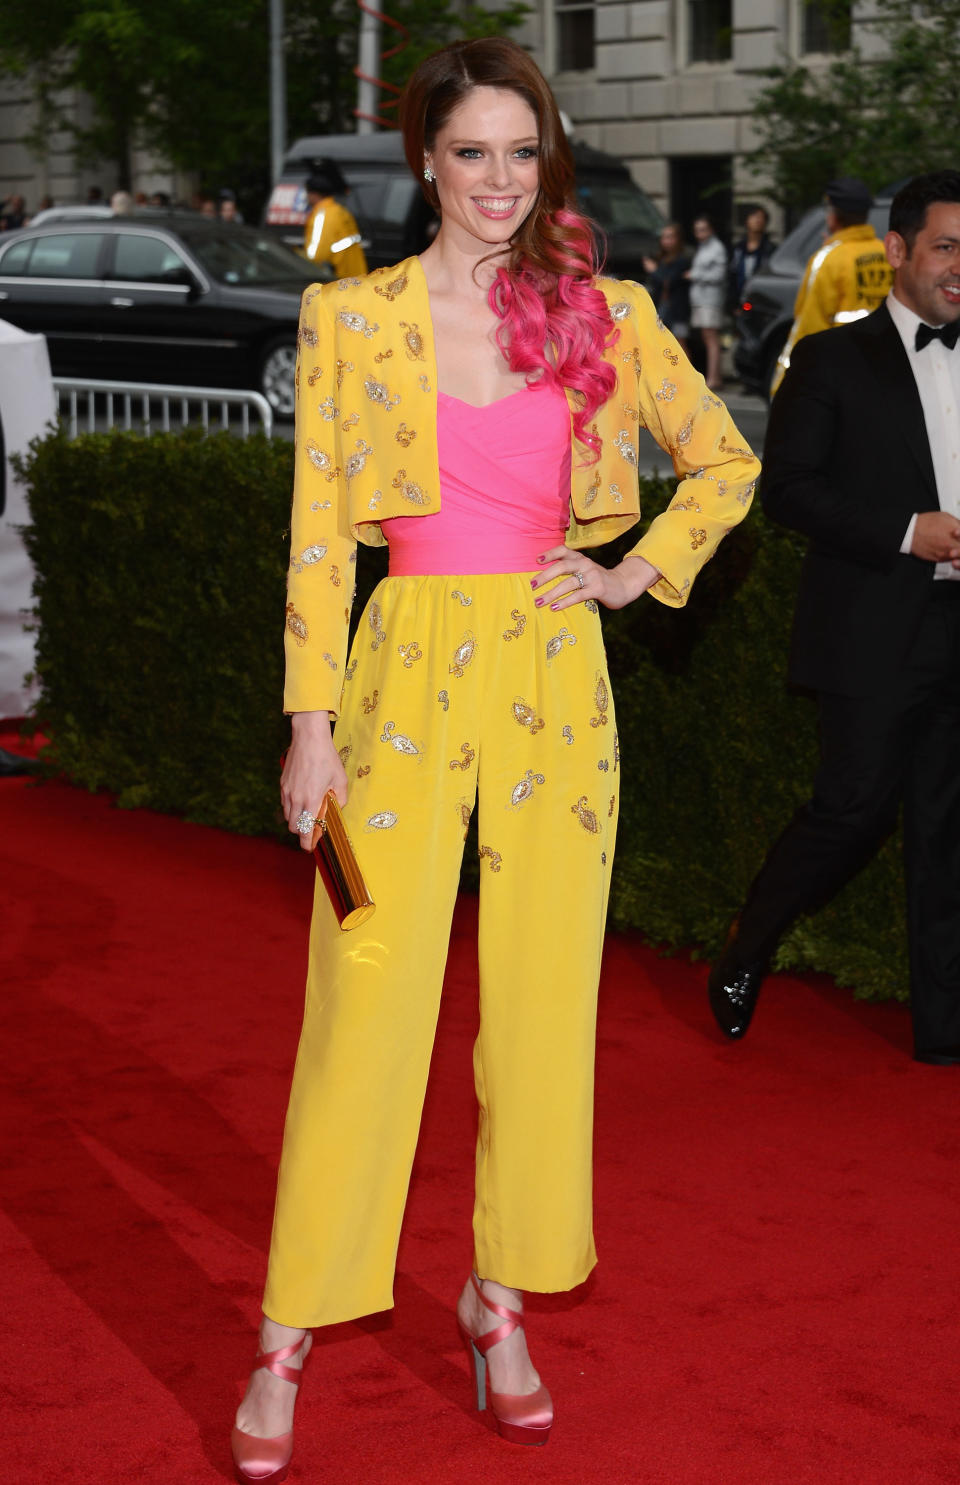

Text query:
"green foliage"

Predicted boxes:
[[0, 0, 528, 203], [746, 0, 960, 213], [19, 430, 907, 1002]]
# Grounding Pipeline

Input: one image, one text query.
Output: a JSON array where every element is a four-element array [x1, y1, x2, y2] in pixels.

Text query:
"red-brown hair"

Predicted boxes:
[[399, 38, 617, 457]]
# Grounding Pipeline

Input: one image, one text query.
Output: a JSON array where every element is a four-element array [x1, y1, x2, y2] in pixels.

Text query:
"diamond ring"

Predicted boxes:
[[296, 809, 317, 835], [575, 570, 585, 589]]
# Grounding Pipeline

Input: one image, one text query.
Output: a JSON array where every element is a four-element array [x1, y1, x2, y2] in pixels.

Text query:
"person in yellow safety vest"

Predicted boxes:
[[771, 176, 893, 397], [302, 167, 368, 279]]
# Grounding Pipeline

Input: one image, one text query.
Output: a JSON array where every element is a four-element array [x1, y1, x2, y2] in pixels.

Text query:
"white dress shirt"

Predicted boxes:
[[888, 290, 960, 579]]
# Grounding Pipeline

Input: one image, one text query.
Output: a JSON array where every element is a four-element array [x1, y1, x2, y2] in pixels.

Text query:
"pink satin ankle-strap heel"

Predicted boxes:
[[230, 1336, 310, 1485], [457, 1272, 554, 1446]]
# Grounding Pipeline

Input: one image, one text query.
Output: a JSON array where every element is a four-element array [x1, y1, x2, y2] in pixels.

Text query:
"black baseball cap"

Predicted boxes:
[[824, 177, 873, 215]]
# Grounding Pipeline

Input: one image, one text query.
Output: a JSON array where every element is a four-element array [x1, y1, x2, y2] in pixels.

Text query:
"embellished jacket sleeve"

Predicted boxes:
[[615, 281, 760, 607], [283, 282, 358, 716]]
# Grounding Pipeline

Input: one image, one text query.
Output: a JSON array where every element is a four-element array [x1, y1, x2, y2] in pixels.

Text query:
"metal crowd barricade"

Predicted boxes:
[[52, 378, 274, 440]]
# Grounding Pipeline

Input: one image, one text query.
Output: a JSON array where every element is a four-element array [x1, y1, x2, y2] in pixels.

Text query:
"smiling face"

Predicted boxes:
[[424, 86, 540, 249], [886, 201, 960, 326]]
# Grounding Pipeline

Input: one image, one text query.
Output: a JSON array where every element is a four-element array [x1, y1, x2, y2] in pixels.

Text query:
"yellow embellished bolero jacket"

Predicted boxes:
[[284, 255, 760, 715]]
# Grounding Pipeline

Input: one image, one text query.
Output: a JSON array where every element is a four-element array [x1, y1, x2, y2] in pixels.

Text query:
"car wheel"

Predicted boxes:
[[259, 337, 297, 421]]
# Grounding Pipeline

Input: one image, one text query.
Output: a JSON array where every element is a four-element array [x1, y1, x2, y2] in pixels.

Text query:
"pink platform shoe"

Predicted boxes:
[[457, 1272, 554, 1446], [230, 1336, 310, 1484]]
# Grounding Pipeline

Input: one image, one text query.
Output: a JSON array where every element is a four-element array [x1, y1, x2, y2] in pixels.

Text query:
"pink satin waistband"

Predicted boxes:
[[387, 526, 568, 576]]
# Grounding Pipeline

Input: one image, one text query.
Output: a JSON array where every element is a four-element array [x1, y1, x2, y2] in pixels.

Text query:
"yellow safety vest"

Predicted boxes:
[[771, 223, 892, 396], [303, 198, 368, 279]]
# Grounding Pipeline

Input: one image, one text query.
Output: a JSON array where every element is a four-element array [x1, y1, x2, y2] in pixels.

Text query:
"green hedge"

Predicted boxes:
[[19, 428, 907, 1001]]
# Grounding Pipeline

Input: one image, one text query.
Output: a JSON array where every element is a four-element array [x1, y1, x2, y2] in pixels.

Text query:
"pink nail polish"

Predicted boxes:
[[530, 579, 537, 589], [550, 602, 559, 611], [537, 555, 546, 564], [534, 597, 543, 607]]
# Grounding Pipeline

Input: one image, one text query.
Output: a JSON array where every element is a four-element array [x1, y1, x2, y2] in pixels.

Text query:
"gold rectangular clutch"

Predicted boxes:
[[310, 792, 376, 931]]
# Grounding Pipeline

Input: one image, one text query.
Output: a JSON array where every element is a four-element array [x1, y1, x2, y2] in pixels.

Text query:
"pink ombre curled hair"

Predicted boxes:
[[399, 38, 618, 459]]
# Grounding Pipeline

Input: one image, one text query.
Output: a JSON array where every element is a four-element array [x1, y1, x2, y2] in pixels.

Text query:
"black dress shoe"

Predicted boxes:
[[708, 948, 766, 1040], [914, 1046, 960, 1066]]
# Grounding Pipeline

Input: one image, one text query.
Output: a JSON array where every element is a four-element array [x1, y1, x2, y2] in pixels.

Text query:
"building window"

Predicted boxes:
[[555, 1, 595, 73], [688, 0, 732, 64], [801, 0, 852, 54]]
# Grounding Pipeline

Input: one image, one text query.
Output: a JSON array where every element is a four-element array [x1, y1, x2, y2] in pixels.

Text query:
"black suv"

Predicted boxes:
[[264, 130, 664, 279], [0, 213, 321, 417], [734, 187, 897, 397]]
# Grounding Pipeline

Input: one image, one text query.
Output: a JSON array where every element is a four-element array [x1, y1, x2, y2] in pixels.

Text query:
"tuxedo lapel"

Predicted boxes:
[[852, 304, 938, 504]]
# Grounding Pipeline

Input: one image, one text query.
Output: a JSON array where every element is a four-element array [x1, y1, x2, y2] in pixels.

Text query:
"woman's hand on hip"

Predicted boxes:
[[531, 549, 660, 612], [281, 710, 349, 851]]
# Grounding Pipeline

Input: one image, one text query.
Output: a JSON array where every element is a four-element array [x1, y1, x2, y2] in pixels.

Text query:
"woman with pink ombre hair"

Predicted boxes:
[[231, 39, 759, 1482]]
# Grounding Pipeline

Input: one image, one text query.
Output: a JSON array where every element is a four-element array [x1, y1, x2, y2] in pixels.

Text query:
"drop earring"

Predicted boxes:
[[423, 166, 435, 183]]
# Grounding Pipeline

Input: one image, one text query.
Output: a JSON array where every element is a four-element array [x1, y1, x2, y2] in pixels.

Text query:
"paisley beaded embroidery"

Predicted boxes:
[[305, 441, 340, 481], [613, 731, 620, 770], [456, 800, 472, 836], [479, 845, 502, 873], [718, 434, 752, 457], [510, 769, 545, 807], [597, 758, 609, 772], [562, 725, 574, 745], [357, 764, 370, 778], [289, 542, 327, 573], [512, 699, 545, 734], [395, 423, 416, 447], [285, 604, 308, 646], [392, 470, 430, 505], [344, 439, 373, 482], [341, 412, 359, 432], [335, 358, 354, 387], [298, 324, 318, 348], [322, 652, 338, 670], [329, 564, 341, 586], [338, 742, 352, 765], [437, 689, 450, 711], [589, 674, 610, 728], [609, 300, 631, 321], [398, 321, 425, 360], [450, 590, 472, 607], [571, 796, 601, 834], [449, 743, 475, 772], [362, 690, 380, 714], [614, 430, 638, 467], [337, 309, 378, 338], [418, 374, 431, 392], [502, 609, 526, 641], [367, 810, 397, 830], [670, 496, 702, 514], [608, 795, 616, 817], [374, 349, 393, 364], [449, 634, 476, 678], [545, 627, 577, 661], [397, 640, 422, 668], [689, 527, 707, 550], [318, 397, 338, 421], [380, 720, 421, 757], [663, 346, 679, 366], [363, 375, 400, 410], [368, 602, 386, 651], [373, 272, 408, 302], [656, 379, 677, 403], [344, 658, 358, 681]]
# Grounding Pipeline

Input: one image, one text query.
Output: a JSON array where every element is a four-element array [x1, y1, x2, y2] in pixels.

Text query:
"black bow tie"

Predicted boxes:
[[915, 321, 960, 352]]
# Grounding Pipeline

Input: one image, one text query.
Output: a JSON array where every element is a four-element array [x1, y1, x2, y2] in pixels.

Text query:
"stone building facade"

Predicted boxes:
[[519, 0, 866, 234]]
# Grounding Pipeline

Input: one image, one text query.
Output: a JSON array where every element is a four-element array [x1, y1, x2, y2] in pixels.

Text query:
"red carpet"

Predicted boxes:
[[2, 762, 959, 1484]]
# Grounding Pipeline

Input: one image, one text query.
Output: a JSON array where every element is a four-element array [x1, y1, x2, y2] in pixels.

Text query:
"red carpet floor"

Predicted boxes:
[[2, 749, 959, 1483]]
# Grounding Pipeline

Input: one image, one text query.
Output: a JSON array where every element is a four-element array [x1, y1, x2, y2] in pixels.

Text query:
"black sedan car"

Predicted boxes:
[[0, 214, 326, 418]]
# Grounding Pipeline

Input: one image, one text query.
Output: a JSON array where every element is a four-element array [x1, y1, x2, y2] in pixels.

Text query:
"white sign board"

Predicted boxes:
[[0, 320, 56, 717]]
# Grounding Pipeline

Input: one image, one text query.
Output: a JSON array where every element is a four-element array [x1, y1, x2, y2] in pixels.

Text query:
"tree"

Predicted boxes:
[[0, 0, 528, 205], [745, 0, 960, 217]]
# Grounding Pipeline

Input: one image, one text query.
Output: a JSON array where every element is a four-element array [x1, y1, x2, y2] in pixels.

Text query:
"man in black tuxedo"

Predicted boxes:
[[709, 171, 960, 1063]]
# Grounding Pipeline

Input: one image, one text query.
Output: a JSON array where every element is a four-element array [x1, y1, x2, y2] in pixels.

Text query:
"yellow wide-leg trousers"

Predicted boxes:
[[263, 572, 618, 1328]]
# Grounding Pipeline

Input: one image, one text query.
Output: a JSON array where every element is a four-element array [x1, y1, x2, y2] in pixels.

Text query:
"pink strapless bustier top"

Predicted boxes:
[[382, 381, 571, 575]]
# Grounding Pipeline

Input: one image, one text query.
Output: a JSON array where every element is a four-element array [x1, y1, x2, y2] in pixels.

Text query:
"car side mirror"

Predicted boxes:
[[162, 265, 201, 295]]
